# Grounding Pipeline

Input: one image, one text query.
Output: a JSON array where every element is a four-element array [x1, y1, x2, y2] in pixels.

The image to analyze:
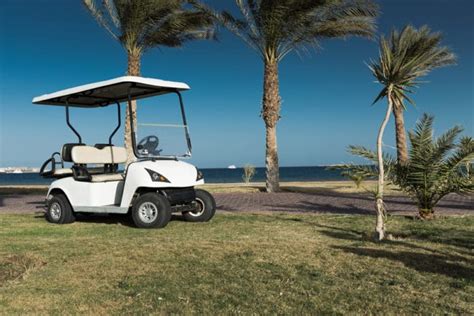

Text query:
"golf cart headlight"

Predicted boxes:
[[145, 168, 170, 183], [196, 170, 204, 181]]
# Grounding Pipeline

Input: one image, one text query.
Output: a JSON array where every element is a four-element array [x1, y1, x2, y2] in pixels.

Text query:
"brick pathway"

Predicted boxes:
[[1, 191, 472, 215], [213, 192, 473, 215]]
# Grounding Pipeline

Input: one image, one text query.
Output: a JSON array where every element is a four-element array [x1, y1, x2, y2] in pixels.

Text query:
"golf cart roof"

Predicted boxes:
[[32, 76, 190, 107]]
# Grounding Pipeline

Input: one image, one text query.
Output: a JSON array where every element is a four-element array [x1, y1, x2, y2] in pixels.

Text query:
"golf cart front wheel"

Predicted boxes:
[[182, 189, 216, 222], [132, 193, 172, 228], [46, 194, 75, 224]]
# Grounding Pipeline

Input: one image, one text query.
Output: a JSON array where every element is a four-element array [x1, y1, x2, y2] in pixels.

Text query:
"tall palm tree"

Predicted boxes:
[[370, 25, 456, 165], [196, 0, 378, 192], [83, 0, 214, 164]]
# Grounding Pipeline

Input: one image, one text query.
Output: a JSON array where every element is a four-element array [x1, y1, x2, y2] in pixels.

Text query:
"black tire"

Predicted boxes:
[[132, 193, 172, 228], [182, 189, 216, 222], [46, 194, 75, 224]]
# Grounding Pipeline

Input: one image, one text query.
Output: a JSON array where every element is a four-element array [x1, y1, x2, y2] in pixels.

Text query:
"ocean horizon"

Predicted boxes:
[[0, 166, 346, 185]]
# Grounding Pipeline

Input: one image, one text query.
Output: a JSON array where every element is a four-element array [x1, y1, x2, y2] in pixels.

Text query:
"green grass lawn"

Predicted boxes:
[[0, 213, 472, 314]]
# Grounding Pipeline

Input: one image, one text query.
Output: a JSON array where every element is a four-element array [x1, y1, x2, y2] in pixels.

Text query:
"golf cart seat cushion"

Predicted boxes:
[[53, 168, 73, 176], [71, 146, 127, 164], [62, 143, 85, 162], [90, 173, 124, 182]]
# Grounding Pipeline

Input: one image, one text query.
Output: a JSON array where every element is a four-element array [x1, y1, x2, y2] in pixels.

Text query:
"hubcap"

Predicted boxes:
[[138, 202, 159, 223], [189, 198, 205, 217], [50, 202, 62, 221]]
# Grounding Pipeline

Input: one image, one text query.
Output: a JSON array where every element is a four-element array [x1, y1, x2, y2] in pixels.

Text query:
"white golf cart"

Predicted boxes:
[[33, 76, 216, 228]]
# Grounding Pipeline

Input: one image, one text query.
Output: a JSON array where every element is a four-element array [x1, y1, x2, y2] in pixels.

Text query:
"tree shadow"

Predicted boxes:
[[264, 200, 372, 215], [0, 194, 20, 208], [335, 245, 474, 280], [311, 222, 474, 257]]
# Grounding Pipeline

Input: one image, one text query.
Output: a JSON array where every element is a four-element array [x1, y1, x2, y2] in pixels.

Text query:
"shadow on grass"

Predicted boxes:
[[313, 221, 474, 250], [335, 245, 474, 280], [34, 212, 188, 228], [307, 222, 474, 280]]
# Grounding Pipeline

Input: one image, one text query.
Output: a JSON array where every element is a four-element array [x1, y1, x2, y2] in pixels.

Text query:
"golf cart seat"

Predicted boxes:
[[49, 143, 86, 177], [71, 145, 127, 182]]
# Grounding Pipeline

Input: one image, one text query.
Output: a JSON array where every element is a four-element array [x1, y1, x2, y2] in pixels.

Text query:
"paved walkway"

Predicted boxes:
[[0, 191, 472, 215], [214, 192, 473, 215]]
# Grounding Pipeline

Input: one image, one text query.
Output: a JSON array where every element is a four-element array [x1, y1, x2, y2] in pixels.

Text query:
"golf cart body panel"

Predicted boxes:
[[120, 160, 204, 208], [35, 76, 213, 227], [47, 177, 126, 211]]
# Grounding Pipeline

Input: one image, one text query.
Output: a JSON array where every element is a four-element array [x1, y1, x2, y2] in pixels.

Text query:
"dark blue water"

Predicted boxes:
[[0, 166, 345, 185]]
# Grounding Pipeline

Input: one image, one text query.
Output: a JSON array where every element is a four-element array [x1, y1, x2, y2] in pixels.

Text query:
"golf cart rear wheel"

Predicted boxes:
[[46, 194, 75, 224], [182, 189, 216, 222], [132, 193, 171, 228]]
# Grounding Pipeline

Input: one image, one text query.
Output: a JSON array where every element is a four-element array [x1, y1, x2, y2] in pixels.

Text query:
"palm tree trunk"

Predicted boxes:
[[375, 85, 394, 241], [125, 52, 141, 165], [392, 100, 409, 164], [419, 208, 434, 219], [262, 60, 281, 193]]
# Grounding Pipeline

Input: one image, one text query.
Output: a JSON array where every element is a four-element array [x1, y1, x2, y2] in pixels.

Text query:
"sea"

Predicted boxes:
[[0, 166, 345, 185]]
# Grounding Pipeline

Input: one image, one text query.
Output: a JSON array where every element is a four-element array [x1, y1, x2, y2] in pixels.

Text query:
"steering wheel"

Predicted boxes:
[[40, 152, 63, 178], [138, 135, 160, 155]]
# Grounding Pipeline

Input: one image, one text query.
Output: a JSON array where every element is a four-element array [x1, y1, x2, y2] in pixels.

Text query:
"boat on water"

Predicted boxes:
[[227, 165, 237, 169], [12, 169, 24, 174]]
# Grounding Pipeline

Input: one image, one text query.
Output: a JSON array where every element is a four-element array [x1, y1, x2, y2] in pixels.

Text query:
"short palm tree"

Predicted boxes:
[[349, 114, 474, 220], [459, 136, 474, 178], [196, 0, 378, 192], [83, 0, 214, 164], [396, 114, 474, 218], [370, 25, 456, 165]]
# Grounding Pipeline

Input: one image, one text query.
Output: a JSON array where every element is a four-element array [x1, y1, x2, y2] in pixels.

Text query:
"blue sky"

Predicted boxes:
[[0, 0, 472, 168]]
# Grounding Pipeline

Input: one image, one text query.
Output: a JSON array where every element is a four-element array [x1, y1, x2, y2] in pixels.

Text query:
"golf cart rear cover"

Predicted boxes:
[[32, 76, 190, 107]]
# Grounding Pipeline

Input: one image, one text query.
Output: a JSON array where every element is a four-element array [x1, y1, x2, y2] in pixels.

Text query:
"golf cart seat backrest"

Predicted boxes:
[[71, 145, 127, 165], [62, 143, 85, 162]]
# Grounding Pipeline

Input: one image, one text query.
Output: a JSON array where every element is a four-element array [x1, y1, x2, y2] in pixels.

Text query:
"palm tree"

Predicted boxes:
[[82, 0, 214, 164], [196, 0, 378, 192], [370, 25, 456, 165], [396, 114, 474, 218], [348, 114, 474, 220], [459, 136, 474, 178]]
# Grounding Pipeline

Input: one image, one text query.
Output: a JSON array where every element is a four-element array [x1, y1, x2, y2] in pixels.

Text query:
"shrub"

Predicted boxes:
[[242, 164, 256, 184]]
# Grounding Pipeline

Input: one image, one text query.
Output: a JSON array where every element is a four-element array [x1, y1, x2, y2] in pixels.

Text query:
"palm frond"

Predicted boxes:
[[84, 0, 216, 54], [369, 25, 456, 109], [82, 0, 119, 40], [201, 0, 378, 62]]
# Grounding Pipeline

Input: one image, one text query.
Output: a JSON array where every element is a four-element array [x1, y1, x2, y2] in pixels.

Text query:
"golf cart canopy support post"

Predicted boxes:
[[65, 102, 82, 143], [109, 102, 121, 145], [65, 100, 121, 145]]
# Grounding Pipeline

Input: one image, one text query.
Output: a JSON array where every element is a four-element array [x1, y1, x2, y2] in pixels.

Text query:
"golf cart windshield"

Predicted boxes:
[[32, 76, 192, 159], [135, 92, 192, 159]]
